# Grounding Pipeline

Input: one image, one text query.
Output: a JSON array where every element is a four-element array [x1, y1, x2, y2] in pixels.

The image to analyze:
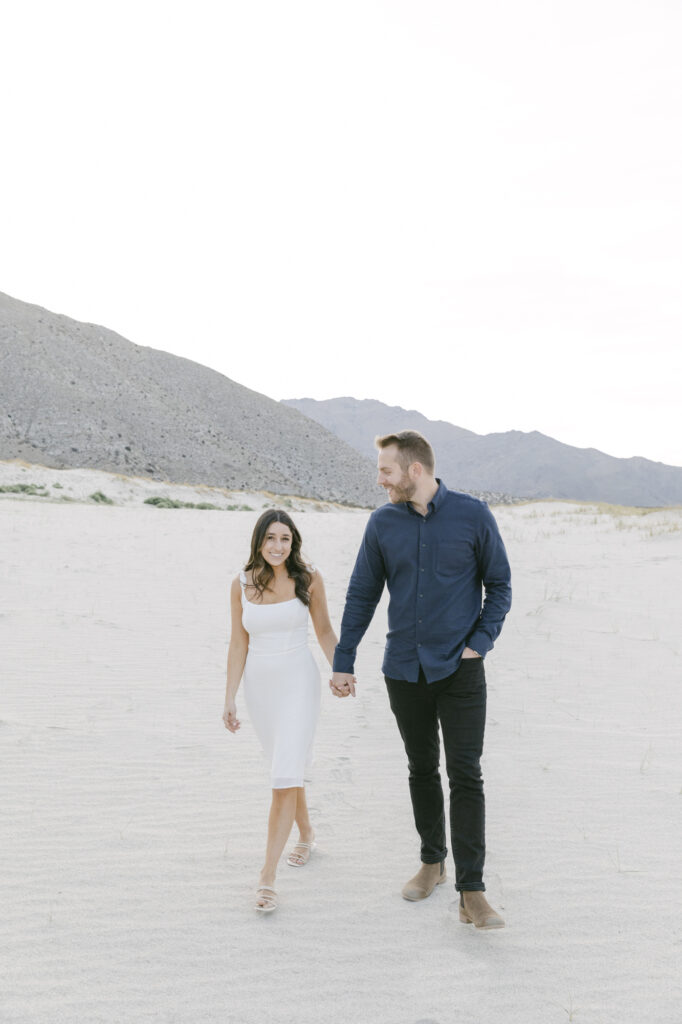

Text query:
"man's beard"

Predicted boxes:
[[387, 473, 417, 503]]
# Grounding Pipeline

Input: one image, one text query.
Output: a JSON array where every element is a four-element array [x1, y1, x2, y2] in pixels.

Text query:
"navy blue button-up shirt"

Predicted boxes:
[[333, 480, 512, 683]]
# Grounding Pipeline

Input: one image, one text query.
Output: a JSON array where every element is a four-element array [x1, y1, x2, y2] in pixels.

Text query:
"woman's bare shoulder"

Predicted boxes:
[[231, 571, 248, 592], [307, 565, 323, 590]]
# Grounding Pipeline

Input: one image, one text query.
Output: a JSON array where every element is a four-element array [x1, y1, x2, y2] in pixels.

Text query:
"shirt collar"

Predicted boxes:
[[405, 478, 448, 517], [430, 479, 448, 512]]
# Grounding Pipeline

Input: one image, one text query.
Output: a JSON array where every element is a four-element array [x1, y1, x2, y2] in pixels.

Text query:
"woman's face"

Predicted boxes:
[[260, 521, 293, 568]]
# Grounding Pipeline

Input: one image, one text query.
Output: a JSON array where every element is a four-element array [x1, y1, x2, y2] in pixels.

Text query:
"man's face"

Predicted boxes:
[[377, 445, 416, 503]]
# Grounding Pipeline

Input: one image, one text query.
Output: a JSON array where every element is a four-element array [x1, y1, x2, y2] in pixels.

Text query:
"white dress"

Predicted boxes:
[[240, 571, 321, 789]]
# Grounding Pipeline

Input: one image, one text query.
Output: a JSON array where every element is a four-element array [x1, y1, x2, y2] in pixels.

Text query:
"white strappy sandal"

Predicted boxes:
[[286, 840, 317, 867], [254, 886, 278, 913]]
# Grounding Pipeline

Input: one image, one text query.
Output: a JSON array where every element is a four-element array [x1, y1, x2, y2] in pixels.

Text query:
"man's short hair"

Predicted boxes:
[[375, 430, 435, 473]]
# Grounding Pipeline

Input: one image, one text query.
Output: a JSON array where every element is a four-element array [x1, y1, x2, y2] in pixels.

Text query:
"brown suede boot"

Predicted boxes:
[[459, 891, 505, 929], [401, 861, 447, 901]]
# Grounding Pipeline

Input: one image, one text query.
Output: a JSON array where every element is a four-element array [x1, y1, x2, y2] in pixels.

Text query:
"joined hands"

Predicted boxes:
[[329, 672, 357, 698]]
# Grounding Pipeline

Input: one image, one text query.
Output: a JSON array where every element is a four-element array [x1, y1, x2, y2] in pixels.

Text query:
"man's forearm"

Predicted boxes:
[[470, 506, 512, 655], [332, 602, 375, 673], [332, 644, 358, 674], [333, 518, 386, 672], [469, 577, 512, 655]]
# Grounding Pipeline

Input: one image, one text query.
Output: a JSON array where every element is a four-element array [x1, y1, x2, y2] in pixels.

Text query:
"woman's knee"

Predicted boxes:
[[271, 786, 298, 801]]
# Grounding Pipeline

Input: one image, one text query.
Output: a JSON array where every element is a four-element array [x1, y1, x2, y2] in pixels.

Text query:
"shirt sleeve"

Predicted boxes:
[[332, 515, 387, 673], [467, 504, 512, 657]]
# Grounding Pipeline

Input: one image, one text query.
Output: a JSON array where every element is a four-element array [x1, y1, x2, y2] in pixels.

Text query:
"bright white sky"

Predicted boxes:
[[1, 1, 680, 465]]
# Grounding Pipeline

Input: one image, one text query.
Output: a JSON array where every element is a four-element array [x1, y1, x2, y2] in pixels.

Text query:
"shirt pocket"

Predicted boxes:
[[434, 540, 473, 576]]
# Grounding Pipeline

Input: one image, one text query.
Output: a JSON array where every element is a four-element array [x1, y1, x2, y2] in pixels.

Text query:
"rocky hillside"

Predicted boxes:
[[283, 397, 682, 507], [0, 292, 379, 506]]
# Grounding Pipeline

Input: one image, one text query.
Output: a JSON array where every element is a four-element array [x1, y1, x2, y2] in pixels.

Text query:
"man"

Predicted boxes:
[[331, 430, 511, 929]]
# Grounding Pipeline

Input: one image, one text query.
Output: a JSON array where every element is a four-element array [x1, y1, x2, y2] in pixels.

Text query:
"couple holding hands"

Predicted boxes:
[[223, 430, 511, 928]]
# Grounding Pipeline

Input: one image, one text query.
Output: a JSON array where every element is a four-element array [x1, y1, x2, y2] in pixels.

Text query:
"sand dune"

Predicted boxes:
[[1, 489, 681, 1023]]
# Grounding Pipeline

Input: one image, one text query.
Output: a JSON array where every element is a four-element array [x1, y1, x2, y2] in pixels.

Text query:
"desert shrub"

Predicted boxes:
[[144, 497, 220, 510], [0, 483, 49, 496], [89, 491, 114, 504], [144, 496, 252, 511], [145, 497, 184, 508]]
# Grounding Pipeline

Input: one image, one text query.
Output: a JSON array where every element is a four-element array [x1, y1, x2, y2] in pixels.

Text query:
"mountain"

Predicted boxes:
[[282, 397, 682, 507], [0, 292, 379, 506]]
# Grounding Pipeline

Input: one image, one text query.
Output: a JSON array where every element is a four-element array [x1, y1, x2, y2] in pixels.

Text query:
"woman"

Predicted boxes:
[[222, 509, 339, 913]]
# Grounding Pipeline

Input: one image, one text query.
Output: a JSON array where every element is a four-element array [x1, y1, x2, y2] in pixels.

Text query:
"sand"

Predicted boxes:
[[1, 478, 681, 1023]]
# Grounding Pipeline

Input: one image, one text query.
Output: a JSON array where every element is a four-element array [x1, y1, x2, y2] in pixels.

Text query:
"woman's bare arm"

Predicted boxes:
[[223, 576, 249, 732], [308, 570, 339, 669]]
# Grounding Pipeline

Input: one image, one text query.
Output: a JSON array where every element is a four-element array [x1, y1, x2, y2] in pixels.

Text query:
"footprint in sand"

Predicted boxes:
[[330, 754, 353, 782]]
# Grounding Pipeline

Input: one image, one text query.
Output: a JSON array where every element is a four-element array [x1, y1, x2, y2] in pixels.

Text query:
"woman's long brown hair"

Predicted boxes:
[[244, 509, 312, 606]]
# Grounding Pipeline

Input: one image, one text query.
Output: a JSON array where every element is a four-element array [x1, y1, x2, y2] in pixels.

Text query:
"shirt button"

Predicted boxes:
[[419, 593, 423, 598], [418, 643, 422, 647], [420, 568, 424, 572], [418, 619, 422, 623]]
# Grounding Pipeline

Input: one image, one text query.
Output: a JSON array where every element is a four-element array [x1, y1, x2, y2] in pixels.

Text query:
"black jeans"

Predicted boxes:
[[385, 659, 487, 892]]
